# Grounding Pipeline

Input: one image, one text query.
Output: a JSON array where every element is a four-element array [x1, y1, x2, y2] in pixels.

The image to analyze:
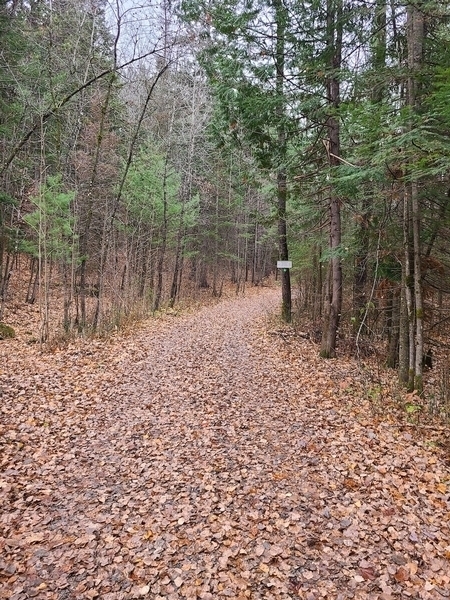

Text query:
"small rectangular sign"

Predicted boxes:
[[277, 261, 292, 269]]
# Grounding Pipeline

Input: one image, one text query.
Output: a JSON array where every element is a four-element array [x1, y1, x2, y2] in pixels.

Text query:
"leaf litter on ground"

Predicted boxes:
[[0, 287, 449, 599]]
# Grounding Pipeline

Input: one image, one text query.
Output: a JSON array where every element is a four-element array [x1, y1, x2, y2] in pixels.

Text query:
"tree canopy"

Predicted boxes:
[[1, 0, 450, 399]]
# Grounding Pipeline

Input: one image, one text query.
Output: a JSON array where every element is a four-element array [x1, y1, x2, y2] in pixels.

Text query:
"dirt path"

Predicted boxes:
[[1, 288, 449, 599]]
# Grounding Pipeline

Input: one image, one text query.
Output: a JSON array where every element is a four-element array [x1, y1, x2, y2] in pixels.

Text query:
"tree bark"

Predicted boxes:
[[153, 156, 169, 312], [320, 0, 342, 357], [402, 185, 415, 391], [274, 0, 292, 322], [402, 1, 424, 393]]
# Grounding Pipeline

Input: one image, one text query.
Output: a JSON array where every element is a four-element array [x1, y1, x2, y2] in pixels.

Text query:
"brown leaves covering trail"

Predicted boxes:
[[1, 288, 449, 600]]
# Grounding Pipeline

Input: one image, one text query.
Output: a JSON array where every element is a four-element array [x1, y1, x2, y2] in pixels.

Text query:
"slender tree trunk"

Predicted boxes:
[[398, 271, 410, 383], [62, 262, 72, 333], [212, 187, 220, 296], [153, 156, 169, 312], [25, 257, 38, 304], [353, 0, 386, 332], [412, 179, 424, 393], [402, 186, 416, 390], [0, 251, 13, 316], [77, 81, 113, 331], [409, 5, 424, 393], [0, 215, 4, 303], [386, 287, 400, 368], [38, 121, 50, 344], [401, 1, 424, 393], [177, 253, 185, 301], [312, 245, 322, 321], [169, 219, 185, 308], [353, 0, 386, 333], [252, 216, 259, 285]]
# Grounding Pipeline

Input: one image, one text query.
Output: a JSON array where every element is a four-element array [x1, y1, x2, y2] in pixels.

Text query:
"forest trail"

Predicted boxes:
[[1, 287, 449, 600]]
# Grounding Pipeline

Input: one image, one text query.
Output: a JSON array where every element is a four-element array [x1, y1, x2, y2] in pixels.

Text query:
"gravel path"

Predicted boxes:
[[1, 287, 449, 599]]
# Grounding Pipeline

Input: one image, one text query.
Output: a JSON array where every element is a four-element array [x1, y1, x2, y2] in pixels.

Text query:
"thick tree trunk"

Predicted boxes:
[[320, 0, 342, 358], [274, 0, 292, 322]]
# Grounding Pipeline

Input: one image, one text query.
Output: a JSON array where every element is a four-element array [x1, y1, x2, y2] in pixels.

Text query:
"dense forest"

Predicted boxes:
[[1, 0, 450, 399]]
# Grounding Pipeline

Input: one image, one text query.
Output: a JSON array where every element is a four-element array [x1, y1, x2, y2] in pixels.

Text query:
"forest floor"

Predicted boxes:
[[1, 286, 450, 600]]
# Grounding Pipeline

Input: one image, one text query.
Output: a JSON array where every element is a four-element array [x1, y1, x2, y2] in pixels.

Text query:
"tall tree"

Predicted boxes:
[[274, 0, 292, 322], [182, 0, 293, 320], [320, 0, 343, 357], [404, 1, 425, 392]]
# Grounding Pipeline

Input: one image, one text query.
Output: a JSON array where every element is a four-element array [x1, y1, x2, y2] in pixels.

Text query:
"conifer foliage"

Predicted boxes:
[[1, 0, 450, 393]]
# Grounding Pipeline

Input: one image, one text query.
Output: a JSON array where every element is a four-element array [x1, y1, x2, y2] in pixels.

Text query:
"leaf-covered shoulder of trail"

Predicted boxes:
[[252, 321, 450, 594], [1, 288, 450, 600]]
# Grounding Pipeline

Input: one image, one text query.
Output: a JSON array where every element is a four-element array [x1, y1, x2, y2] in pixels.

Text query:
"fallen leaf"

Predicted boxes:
[[359, 566, 377, 581], [139, 585, 150, 595], [394, 567, 409, 582]]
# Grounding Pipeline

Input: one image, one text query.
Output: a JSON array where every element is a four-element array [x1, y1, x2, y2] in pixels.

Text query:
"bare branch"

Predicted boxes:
[[0, 46, 170, 177]]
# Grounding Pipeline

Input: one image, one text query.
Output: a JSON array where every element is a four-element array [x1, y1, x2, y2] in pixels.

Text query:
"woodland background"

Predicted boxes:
[[1, 0, 450, 411]]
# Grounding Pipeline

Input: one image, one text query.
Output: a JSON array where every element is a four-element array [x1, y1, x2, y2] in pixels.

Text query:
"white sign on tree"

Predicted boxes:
[[277, 261, 292, 269]]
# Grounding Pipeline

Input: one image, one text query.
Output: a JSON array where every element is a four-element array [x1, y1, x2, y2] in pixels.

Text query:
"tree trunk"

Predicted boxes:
[[386, 287, 400, 368], [412, 179, 424, 394], [353, 0, 386, 334], [62, 262, 72, 333], [398, 273, 410, 384], [320, 0, 342, 358], [153, 156, 169, 312], [403, 185, 415, 391], [169, 217, 185, 308], [400, 1, 424, 393], [274, 0, 292, 322], [278, 171, 291, 321]]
